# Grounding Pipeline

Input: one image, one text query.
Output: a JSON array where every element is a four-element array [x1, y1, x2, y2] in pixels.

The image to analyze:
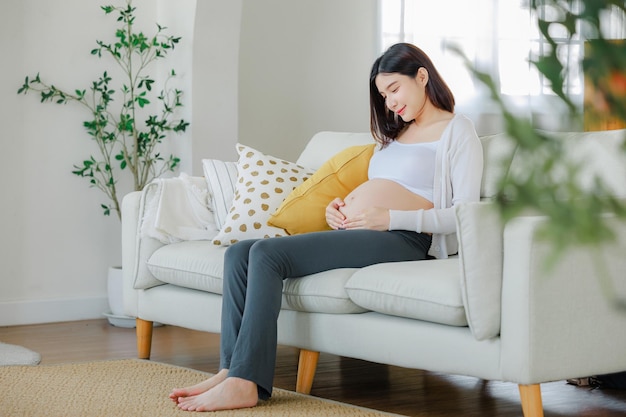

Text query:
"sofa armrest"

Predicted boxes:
[[121, 191, 143, 317], [499, 214, 626, 384], [121, 188, 167, 317], [455, 202, 503, 341]]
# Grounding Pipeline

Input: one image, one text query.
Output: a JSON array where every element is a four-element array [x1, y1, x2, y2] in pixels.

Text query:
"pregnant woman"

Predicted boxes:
[[170, 42, 484, 412]]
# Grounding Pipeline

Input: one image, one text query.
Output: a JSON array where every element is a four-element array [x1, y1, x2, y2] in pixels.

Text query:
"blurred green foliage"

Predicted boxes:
[[454, 0, 626, 261]]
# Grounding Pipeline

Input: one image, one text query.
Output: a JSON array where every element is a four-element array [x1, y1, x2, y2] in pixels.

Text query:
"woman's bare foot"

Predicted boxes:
[[176, 377, 258, 412], [169, 369, 229, 404]]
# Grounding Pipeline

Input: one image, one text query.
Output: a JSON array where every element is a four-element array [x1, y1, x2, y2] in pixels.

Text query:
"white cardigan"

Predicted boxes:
[[388, 114, 484, 258]]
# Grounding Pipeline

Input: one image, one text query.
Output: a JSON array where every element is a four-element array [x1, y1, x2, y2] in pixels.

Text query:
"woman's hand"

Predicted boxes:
[[325, 198, 346, 230], [341, 207, 390, 231]]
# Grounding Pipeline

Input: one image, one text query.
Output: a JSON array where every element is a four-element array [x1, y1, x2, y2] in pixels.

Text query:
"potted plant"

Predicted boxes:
[[18, 0, 189, 323], [18, 0, 188, 220]]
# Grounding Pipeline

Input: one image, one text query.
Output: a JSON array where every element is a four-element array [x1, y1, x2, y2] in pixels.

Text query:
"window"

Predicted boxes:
[[380, 0, 625, 131]]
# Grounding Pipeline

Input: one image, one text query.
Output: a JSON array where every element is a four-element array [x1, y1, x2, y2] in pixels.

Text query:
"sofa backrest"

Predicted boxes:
[[302, 129, 626, 341], [300, 128, 626, 201], [479, 128, 626, 200], [296, 131, 375, 169]]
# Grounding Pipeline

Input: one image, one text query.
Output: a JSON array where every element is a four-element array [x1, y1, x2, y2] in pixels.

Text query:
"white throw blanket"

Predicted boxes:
[[140, 173, 217, 244]]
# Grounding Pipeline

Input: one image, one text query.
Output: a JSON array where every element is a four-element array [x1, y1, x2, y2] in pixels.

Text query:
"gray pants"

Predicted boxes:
[[220, 229, 432, 399]]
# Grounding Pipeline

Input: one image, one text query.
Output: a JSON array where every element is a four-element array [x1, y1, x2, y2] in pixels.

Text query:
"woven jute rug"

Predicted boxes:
[[0, 359, 405, 417]]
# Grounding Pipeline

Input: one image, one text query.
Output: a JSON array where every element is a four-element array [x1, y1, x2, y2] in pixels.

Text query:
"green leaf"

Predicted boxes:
[[173, 120, 189, 132], [136, 96, 150, 108], [17, 77, 29, 94]]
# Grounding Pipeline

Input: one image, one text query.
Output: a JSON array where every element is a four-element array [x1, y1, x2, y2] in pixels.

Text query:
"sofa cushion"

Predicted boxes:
[[455, 202, 504, 340], [147, 241, 227, 293], [269, 144, 376, 235], [212, 144, 314, 246], [345, 259, 467, 326], [283, 269, 368, 314], [147, 241, 366, 314]]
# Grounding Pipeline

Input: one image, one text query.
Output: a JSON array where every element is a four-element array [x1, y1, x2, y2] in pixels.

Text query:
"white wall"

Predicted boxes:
[[0, 0, 195, 325], [190, 0, 243, 169], [191, 0, 378, 166], [238, 0, 378, 161], [1, 0, 379, 325]]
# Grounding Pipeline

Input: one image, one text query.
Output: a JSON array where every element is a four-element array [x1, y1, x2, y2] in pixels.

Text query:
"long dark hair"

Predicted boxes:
[[369, 43, 455, 146]]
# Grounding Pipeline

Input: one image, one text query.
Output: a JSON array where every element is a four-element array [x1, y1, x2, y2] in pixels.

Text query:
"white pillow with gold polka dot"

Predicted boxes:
[[212, 144, 314, 246]]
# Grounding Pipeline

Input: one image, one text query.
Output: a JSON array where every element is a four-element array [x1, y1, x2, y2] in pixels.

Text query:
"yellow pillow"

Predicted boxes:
[[268, 144, 376, 235]]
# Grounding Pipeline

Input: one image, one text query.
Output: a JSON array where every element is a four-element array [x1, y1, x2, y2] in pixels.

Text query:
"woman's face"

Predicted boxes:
[[375, 69, 428, 122]]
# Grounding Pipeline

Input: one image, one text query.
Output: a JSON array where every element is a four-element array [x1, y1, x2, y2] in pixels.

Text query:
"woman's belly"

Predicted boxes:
[[339, 179, 434, 220]]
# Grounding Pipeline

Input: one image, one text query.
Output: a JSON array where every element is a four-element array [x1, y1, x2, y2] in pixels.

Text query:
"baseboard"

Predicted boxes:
[[0, 296, 110, 326]]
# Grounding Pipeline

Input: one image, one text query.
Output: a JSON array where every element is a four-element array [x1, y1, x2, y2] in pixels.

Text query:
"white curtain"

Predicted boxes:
[[380, 0, 626, 135]]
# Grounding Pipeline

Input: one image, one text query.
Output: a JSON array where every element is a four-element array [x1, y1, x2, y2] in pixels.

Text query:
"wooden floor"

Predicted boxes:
[[2, 319, 626, 416]]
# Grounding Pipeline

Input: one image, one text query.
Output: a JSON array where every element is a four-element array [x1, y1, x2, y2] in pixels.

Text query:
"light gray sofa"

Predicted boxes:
[[121, 129, 626, 417]]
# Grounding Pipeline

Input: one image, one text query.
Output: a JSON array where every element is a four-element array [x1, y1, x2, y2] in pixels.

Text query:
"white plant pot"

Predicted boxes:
[[105, 266, 162, 328], [105, 266, 137, 328]]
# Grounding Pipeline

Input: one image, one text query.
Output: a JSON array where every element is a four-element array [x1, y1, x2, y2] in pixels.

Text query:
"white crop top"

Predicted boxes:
[[368, 140, 439, 202]]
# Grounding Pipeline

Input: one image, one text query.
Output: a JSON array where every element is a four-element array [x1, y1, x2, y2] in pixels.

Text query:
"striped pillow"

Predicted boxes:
[[202, 159, 238, 229]]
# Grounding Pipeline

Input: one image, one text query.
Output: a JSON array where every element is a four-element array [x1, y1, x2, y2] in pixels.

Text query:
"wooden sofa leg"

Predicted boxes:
[[519, 384, 544, 417], [296, 349, 320, 394], [136, 318, 154, 359]]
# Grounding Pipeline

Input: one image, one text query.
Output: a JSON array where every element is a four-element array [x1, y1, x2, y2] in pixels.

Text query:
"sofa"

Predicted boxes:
[[121, 129, 626, 417]]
